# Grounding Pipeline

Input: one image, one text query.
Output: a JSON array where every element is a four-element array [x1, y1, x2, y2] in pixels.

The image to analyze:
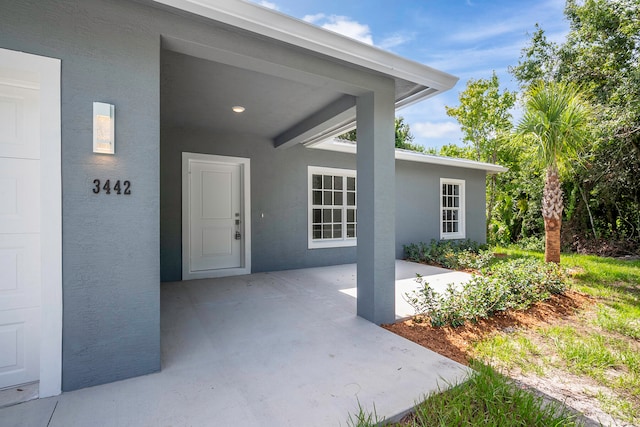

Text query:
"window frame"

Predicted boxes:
[[308, 166, 357, 249], [439, 178, 466, 240]]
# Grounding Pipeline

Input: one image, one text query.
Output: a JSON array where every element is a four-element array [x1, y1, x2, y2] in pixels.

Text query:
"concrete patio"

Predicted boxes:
[[1, 261, 472, 426]]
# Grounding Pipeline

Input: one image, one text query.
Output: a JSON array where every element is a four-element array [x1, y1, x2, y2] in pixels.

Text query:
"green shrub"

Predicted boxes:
[[514, 236, 545, 252], [405, 258, 569, 327], [403, 239, 492, 270]]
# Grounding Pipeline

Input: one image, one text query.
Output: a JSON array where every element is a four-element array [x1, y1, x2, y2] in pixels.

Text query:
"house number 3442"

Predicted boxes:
[[92, 179, 131, 195]]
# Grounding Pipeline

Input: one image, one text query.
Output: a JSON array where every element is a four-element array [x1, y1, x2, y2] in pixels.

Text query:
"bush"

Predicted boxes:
[[514, 236, 545, 252], [404, 239, 492, 270], [405, 258, 569, 327]]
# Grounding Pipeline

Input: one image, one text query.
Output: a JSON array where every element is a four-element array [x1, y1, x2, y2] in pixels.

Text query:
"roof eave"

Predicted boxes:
[[151, 0, 459, 93], [309, 141, 509, 174]]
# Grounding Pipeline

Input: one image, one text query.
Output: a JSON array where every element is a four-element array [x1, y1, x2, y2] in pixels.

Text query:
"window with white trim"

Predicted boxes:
[[308, 166, 357, 249], [440, 178, 465, 240]]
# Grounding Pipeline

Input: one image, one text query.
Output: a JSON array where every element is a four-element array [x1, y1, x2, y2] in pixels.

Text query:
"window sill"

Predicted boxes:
[[308, 239, 357, 249], [440, 233, 466, 240]]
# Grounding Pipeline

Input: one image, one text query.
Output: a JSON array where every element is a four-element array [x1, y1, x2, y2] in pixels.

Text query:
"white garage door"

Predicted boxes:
[[0, 48, 61, 397], [0, 68, 42, 389]]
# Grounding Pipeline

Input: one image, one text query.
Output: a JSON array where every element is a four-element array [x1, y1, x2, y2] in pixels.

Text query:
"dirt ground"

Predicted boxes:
[[383, 291, 638, 426]]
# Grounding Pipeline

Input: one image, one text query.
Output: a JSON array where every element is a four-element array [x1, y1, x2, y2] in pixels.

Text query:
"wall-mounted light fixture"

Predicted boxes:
[[93, 102, 115, 154]]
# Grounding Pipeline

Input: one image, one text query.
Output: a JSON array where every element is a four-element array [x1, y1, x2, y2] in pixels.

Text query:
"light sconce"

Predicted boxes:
[[93, 102, 115, 154]]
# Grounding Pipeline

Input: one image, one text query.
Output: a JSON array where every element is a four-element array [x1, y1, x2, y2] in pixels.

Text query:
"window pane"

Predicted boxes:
[[313, 225, 322, 239], [312, 175, 322, 189], [347, 224, 356, 238], [333, 224, 342, 238], [347, 209, 355, 223], [334, 176, 343, 190], [333, 209, 342, 223], [334, 192, 343, 205], [313, 191, 322, 205], [313, 209, 321, 223], [347, 192, 356, 206], [323, 224, 332, 239], [453, 196, 459, 208], [452, 210, 458, 220], [323, 175, 333, 189], [323, 209, 332, 222], [347, 177, 356, 191], [453, 185, 459, 196], [324, 191, 332, 205], [452, 223, 458, 232]]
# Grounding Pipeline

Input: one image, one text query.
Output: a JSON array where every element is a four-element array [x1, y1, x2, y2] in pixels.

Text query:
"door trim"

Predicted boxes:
[[182, 152, 251, 279], [0, 48, 62, 397]]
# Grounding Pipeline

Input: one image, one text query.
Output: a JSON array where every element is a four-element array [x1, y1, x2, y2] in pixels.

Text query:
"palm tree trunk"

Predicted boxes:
[[542, 167, 563, 263]]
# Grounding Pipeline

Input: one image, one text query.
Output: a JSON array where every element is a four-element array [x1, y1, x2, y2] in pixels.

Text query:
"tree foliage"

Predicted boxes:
[[445, 71, 516, 163], [510, 0, 640, 246], [515, 82, 592, 262], [445, 72, 518, 242]]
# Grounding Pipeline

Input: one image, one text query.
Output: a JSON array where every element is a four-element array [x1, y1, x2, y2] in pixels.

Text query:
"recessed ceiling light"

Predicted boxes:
[[232, 106, 245, 113]]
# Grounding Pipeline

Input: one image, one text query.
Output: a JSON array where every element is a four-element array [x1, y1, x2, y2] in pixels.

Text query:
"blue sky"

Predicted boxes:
[[249, 0, 570, 149]]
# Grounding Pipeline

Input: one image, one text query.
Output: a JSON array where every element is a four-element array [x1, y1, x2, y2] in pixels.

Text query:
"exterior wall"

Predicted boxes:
[[395, 160, 487, 258], [0, 0, 170, 391], [160, 127, 358, 281], [160, 125, 488, 280]]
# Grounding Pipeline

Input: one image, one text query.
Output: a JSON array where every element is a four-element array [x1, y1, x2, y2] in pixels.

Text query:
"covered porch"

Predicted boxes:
[[2, 261, 470, 426]]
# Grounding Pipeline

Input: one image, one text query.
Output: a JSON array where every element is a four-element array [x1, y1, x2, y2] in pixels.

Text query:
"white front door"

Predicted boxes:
[[0, 48, 61, 398], [182, 153, 251, 279], [0, 60, 43, 389]]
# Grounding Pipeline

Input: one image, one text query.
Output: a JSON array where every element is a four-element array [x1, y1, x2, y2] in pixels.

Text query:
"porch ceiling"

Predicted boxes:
[[161, 50, 345, 140], [155, 0, 458, 147]]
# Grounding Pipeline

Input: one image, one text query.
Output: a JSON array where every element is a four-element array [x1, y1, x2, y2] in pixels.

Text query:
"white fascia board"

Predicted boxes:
[[309, 141, 509, 174], [395, 149, 509, 174], [151, 0, 459, 93]]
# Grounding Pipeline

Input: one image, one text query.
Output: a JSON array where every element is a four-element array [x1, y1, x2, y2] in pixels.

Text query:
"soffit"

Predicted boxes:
[[161, 50, 344, 138]]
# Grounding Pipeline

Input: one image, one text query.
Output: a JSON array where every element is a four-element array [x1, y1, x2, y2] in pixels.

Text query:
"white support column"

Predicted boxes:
[[356, 82, 396, 325]]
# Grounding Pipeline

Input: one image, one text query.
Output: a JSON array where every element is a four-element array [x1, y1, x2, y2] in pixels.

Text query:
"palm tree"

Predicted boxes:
[[516, 81, 591, 263]]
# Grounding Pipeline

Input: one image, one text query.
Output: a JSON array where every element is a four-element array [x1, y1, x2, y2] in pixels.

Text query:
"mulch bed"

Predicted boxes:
[[383, 290, 596, 366]]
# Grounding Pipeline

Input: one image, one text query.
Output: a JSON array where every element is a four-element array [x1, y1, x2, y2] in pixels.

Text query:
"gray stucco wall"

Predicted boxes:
[[0, 0, 169, 391], [395, 160, 487, 257], [160, 124, 487, 280], [160, 127, 359, 281]]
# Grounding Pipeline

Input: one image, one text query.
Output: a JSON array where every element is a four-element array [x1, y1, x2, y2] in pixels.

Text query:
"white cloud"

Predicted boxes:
[[379, 32, 415, 50], [302, 13, 325, 23], [302, 14, 373, 45], [253, 0, 278, 10], [413, 121, 461, 140]]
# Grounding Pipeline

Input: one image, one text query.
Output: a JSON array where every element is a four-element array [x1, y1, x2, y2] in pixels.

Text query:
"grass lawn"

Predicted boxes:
[[348, 361, 582, 427], [472, 249, 639, 425], [359, 248, 640, 426]]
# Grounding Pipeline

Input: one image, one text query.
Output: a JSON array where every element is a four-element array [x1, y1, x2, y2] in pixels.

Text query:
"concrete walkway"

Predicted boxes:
[[1, 261, 472, 427]]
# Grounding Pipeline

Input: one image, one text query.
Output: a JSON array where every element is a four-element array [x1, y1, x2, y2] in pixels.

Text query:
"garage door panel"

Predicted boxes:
[[0, 81, 40, 160], [0, 308, 40, 385], [0, 234, 41, 309], [0, 158, 40, 234]]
